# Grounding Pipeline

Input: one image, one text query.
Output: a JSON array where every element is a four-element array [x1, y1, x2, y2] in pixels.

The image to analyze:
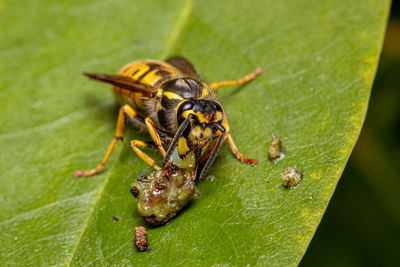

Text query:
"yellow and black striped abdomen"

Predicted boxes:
[[112, 60, 180, 112]]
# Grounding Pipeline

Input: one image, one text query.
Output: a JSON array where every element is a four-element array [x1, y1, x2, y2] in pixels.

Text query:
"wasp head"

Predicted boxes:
[[176, 99, 225, 150]]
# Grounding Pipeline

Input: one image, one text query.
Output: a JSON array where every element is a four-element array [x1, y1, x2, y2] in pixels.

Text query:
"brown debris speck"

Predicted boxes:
[[268, 134, 285, 162], [134, 226, 149, 252], [281, 166, 303, 187], [112, 216, 120, 222]]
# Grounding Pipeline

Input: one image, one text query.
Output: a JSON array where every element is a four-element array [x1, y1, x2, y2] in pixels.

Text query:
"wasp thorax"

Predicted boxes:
[[188, 125, 213, 148]]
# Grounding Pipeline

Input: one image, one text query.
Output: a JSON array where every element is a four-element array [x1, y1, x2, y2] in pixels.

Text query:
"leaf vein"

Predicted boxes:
[[160, 0, 195, 59], [0, 191, 96, 226], [65, 146, 123, 266]]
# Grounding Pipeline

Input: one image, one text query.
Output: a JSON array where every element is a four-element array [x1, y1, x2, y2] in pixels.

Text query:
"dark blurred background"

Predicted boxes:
[[301, 2, 400, 266]]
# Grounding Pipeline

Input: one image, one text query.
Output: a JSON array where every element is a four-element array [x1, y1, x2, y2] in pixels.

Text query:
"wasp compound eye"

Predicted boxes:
[[180, 100, 194, 112]]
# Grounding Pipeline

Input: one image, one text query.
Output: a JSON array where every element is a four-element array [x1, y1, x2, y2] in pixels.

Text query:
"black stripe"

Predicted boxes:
[[136, 63, 161, 82], [136, 68, 153, 82], [130, 69, 139, 77], [154, 69, 173, 87], [155, 69, 172, 79]]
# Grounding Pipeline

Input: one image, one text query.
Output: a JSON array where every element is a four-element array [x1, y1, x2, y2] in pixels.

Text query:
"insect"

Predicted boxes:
[[74, 56, 262, 180]]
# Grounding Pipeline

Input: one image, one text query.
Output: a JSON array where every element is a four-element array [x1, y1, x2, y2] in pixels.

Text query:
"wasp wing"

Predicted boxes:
[[83, 72, 156, 98], [165, 56, 201, 79]]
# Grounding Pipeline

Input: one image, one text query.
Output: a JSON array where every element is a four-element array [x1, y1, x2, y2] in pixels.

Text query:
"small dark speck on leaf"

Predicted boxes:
[[112, 216, 121, 222]]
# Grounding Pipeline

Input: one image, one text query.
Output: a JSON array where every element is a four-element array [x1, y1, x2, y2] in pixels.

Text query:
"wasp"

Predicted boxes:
[[74, 56, 263, 180]]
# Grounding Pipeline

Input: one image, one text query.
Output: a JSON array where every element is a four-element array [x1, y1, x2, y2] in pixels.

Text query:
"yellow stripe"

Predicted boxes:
[[214, 111, 223, 122], [178, 137, 191, 157], [164, 91, 184, 100], [132, 65, 150, 80], [156, 102, 162, 112], [201, 87, 209, 97], [140, 69, 161, 85], [182, 110, 207, 123], [156, 88, 163, 98]]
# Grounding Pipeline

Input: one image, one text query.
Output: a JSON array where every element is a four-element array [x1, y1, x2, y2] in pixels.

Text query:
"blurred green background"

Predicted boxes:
[[301, 2, 400, 266]]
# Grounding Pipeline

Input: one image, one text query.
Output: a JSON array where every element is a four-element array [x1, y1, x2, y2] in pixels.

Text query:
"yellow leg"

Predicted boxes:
[[130, 140, 162, 171], [227, 133, 258, 165], [74, 104, 142, 178], [145, 117, 166, 157], [210, 67, 263, 91]]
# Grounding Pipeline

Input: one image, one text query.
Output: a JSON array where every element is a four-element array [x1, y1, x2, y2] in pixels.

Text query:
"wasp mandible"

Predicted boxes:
[[74, 56, 263, 180]]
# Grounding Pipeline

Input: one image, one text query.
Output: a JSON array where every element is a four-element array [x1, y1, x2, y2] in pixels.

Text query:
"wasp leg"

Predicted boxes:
[[209, 67, 263, 91], [145, 117, 166, 158], [74, 104, 144, 178], [130, 140, 162, 171], [226, 133, 258, 165]]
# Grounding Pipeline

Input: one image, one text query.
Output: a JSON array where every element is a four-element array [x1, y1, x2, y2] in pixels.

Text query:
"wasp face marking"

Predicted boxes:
[[188, 125, 213, 149], [178, 137, 191, 157]]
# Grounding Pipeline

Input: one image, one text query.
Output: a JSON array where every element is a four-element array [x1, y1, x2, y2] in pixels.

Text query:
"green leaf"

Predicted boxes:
[[0, 0, 389, 265]]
